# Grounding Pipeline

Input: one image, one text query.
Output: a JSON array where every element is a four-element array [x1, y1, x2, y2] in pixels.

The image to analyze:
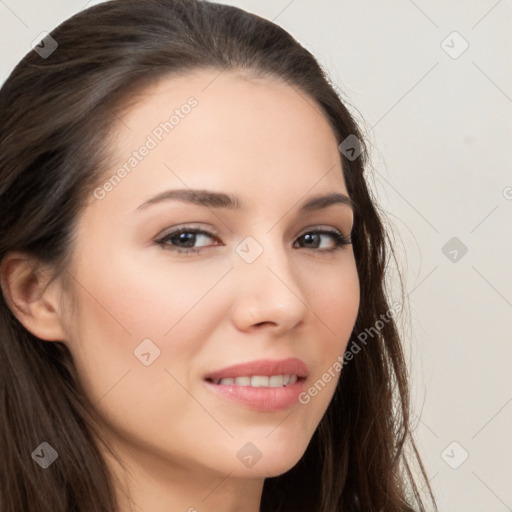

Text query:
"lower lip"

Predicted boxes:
[[203, 379, 306, 412]]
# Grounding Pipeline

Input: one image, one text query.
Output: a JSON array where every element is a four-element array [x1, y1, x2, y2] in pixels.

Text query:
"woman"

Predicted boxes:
[[0, 1, 438, 511]]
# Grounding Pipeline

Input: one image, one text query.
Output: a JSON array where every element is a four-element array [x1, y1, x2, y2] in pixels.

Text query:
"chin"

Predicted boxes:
[[230, 434, 312, 478]]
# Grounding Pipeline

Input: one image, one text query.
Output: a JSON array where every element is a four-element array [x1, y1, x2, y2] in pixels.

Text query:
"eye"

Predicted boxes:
[[155, 227, 220, 255], [294, 229, 351, 251]]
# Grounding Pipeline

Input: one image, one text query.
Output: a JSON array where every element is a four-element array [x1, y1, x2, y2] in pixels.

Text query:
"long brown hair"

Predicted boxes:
[[0, 1, 437, 510]]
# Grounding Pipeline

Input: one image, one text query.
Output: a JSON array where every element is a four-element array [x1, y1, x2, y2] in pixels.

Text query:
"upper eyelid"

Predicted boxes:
[[155, 225, 221, 241], [156, 224, 347, 237]]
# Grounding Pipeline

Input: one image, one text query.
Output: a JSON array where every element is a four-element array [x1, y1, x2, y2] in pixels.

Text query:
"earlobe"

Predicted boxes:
[[0, 252, 68, 342]]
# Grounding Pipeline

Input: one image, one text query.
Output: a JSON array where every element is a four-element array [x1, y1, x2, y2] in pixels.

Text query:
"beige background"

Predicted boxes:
[[1, 0, 511, 509]]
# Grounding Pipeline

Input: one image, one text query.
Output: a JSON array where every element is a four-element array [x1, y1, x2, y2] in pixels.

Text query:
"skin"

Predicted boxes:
[[2, 69, 360, 512]]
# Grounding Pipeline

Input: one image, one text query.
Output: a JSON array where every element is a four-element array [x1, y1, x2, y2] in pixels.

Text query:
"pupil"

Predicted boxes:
[[176, 232, 195, 247], [303, 233, 319, 248]]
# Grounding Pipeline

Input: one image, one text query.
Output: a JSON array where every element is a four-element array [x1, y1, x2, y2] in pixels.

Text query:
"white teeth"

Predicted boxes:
[[218, 377, 235, 385], [251, 375, 269, 387], [234, 376, 251, 386], [269, 375, 284, 387], [214, 374, 298, 387]]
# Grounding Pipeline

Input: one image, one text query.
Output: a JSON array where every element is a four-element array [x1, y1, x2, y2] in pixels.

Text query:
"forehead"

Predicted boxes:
[[92, 69, 348, 213]]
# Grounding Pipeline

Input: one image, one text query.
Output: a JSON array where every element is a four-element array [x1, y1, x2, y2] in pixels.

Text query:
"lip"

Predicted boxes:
[[203, 357, 308, 412]]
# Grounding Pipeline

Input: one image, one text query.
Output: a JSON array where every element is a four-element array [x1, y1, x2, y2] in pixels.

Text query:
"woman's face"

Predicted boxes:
[[59, 69, 360, 482]]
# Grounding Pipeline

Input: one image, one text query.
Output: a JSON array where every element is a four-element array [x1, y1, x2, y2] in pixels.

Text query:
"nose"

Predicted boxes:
[[229, 235, 309, 334]]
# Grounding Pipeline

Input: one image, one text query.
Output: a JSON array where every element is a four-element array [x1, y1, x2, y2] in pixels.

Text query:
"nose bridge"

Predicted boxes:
[[231, 231, 308, 330]]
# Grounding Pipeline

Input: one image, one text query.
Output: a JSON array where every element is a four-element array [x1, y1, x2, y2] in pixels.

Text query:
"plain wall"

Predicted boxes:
[[1, 0, 511, 509]]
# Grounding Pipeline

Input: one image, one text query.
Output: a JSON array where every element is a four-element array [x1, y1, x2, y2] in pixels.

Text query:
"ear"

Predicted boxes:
[[0, 252, 67, 341]]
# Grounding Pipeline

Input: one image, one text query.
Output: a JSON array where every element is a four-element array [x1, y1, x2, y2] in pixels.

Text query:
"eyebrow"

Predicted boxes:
[[135, 188, 355, 213]]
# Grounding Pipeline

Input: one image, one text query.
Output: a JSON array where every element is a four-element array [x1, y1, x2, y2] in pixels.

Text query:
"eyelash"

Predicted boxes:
[[154, 226, 352, 255]]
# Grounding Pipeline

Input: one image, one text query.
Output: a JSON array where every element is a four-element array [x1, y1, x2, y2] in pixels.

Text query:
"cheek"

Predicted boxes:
[[63, 253, 236, 459], [64, 250, 232, 399], [72, 246, 232, 337], [304, 255, 360, 346], [294, 258, 359, 425], [321, 275, 359, 337]]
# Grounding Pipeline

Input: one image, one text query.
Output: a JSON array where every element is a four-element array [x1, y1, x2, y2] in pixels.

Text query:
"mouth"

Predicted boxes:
[[205, 374, 302, 387], [202, 358, 308, 412]]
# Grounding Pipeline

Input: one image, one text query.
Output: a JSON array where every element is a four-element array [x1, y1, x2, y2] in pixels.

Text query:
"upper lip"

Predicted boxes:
[[203, 357, 308, 381]]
